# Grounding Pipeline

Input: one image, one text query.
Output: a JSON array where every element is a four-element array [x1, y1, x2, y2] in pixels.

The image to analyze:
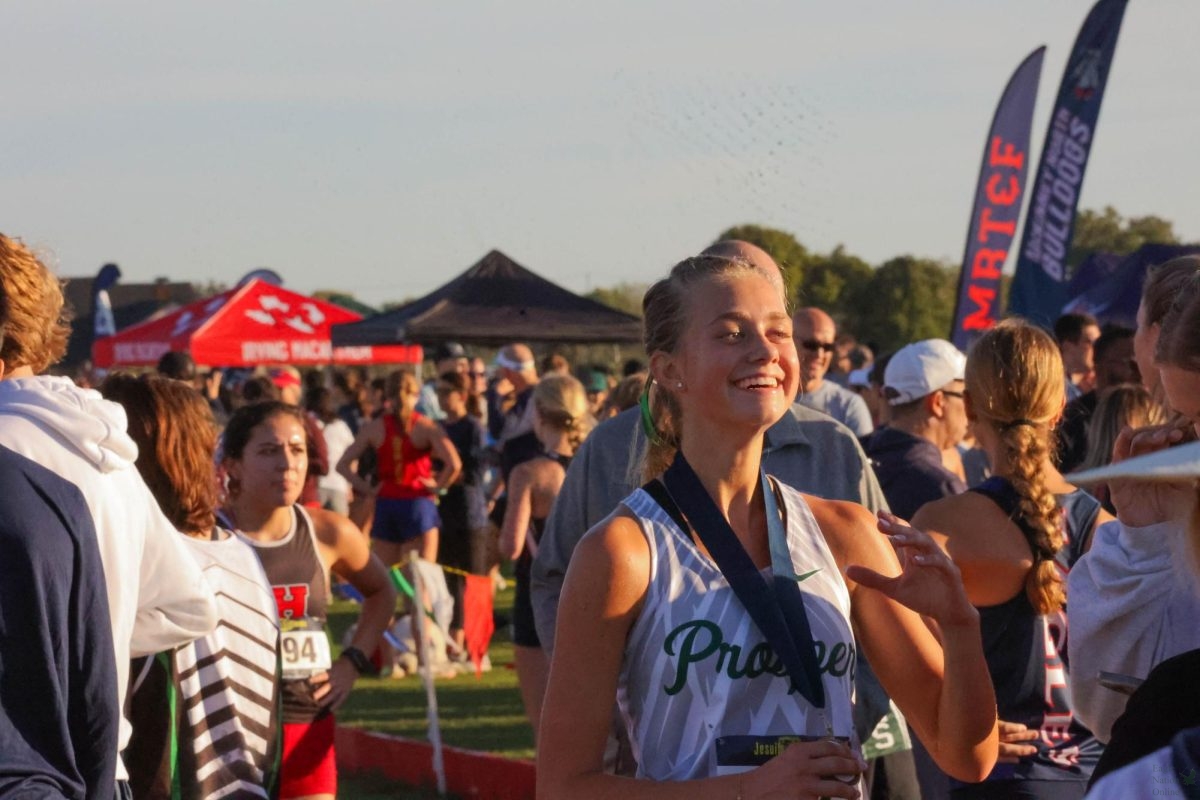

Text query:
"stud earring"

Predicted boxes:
[[675, 381, 683, 390]]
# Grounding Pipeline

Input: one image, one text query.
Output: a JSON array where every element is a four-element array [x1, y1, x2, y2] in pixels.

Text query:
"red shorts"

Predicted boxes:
[[280, 715, 337, 798]]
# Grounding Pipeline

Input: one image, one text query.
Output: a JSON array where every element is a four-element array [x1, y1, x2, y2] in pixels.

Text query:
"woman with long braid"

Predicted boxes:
[[912, 319, 1112, 798]]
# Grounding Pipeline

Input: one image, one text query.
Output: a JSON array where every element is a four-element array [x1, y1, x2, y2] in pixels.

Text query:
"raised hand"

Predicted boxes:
[[1108, 424, 1196, 528], [845, 511, 978, 629]]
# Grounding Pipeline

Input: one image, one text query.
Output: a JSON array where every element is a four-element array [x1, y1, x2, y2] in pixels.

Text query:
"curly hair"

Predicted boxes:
[[0, 234, 70, 373], [101, 373, 218, 535], [533, 374, 594, 454], [639, 255, 771, 481], [966, 319, 1067, 615]]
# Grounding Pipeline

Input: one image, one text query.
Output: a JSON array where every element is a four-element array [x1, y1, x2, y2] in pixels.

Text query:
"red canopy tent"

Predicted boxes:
[[92, 279, 421, 368]]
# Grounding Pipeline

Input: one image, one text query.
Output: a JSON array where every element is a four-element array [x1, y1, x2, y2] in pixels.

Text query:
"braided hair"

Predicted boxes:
[[967, 319, 1066, 615]]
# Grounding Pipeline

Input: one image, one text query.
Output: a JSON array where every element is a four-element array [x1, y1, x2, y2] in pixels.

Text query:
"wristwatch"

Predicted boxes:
[[339, 646, 373, 676]]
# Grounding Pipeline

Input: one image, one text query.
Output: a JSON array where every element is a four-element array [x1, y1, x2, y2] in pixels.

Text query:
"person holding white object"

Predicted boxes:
[[1068, 269, 1200, 753]]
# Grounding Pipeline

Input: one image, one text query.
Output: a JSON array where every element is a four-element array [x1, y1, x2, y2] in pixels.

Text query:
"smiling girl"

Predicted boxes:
[[537, 255, 998, 800]]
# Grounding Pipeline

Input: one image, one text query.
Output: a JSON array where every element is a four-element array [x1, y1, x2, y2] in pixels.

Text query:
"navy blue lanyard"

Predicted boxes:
[[660, 450, 828, 713]]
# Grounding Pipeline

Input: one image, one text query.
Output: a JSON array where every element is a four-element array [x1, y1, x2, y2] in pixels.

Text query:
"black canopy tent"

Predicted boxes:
[[331, 250, 642, 347]]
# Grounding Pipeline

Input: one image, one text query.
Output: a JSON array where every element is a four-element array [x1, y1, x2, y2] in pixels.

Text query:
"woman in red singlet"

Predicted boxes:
[[220, 401, 397, 800], [337, 368, 461, 566]]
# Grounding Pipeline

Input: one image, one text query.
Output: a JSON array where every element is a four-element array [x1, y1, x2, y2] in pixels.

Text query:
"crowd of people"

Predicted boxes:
[[2, 229, 1199, 800]]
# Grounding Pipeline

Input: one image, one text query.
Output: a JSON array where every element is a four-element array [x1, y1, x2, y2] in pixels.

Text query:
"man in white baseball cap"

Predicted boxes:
[[860, 338, 969, 520]]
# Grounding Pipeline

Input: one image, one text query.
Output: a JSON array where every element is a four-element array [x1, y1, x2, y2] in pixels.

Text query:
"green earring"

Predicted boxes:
[[639, 378, 666, 446]]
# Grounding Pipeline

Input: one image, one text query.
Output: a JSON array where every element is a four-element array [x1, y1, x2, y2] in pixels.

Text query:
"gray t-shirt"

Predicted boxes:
[[796, 380, 873, 438]]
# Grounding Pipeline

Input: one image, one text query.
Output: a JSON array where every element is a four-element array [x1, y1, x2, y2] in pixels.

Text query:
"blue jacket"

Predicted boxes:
[[860, 426, 966, 521], [0, 445, 118, 800]]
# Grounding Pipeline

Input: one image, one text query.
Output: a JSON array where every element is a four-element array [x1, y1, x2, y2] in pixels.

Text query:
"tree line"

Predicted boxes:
[[585, 206, 1183, 352]]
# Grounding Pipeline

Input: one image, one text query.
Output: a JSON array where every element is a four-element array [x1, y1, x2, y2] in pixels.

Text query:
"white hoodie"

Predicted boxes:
[[0, 375, 218, 781], [1068, 517, 1200, 743]]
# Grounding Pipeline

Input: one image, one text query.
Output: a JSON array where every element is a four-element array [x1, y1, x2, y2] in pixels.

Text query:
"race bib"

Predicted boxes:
[[715, 735, 857, 784], [281, 629, 332, 680], [715, 735, 851, 767]]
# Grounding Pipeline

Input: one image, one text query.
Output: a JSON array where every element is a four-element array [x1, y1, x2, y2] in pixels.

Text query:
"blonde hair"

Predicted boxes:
[[966, 319, 1066, 615], [640, 255, 777, 481], [533, 374, 593, 454], [0, 234, 70, 373], [386, 368, 421, 430]]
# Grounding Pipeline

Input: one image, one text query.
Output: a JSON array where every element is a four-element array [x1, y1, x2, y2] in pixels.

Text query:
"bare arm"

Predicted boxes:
[[419, 419, 461, 491], [336, 419, 382, 497], [816, 500, 999, 783], [500, 464, 534, 561], [311, 508, 397, 710], [538, 513, 865, 800]]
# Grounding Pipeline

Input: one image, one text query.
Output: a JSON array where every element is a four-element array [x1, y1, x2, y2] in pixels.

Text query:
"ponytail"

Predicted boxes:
[[386, 369, 420, 432], [531, 374, 593, 456], [1000, 421, 1065, 615], [966, 319, 1070, 616], [640, 380, 682, 482]]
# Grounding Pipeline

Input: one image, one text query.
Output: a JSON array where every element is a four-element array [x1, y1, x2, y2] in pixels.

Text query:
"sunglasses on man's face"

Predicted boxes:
[[800, 340, 836, 354]]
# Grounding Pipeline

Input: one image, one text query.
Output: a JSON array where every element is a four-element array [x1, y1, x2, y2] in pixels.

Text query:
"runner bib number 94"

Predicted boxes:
[[281, 630, 332, 680]]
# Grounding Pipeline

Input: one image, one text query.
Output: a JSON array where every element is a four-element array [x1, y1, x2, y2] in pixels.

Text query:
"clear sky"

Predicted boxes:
[[3, 1, 1196, 303]]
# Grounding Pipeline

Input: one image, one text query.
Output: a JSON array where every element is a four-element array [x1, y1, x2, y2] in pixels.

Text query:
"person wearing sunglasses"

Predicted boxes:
[[793, 307, 874, 437]]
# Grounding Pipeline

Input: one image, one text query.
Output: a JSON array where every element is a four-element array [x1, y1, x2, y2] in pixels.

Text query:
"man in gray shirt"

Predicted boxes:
[[794, 306, 874, 437]]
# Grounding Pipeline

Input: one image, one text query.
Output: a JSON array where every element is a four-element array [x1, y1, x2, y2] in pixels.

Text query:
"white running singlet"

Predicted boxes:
[[616, 481, 860, 780]]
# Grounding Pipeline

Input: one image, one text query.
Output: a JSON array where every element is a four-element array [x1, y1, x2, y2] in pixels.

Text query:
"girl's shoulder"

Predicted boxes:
[[305, 505, 360, 549], [798, 492, 878, 567], [914, 489, 1031, 563], [574, 507, 652, 587]]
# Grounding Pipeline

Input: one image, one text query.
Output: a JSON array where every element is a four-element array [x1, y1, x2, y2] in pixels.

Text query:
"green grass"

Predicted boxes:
[[328, 579, 536, 761]]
